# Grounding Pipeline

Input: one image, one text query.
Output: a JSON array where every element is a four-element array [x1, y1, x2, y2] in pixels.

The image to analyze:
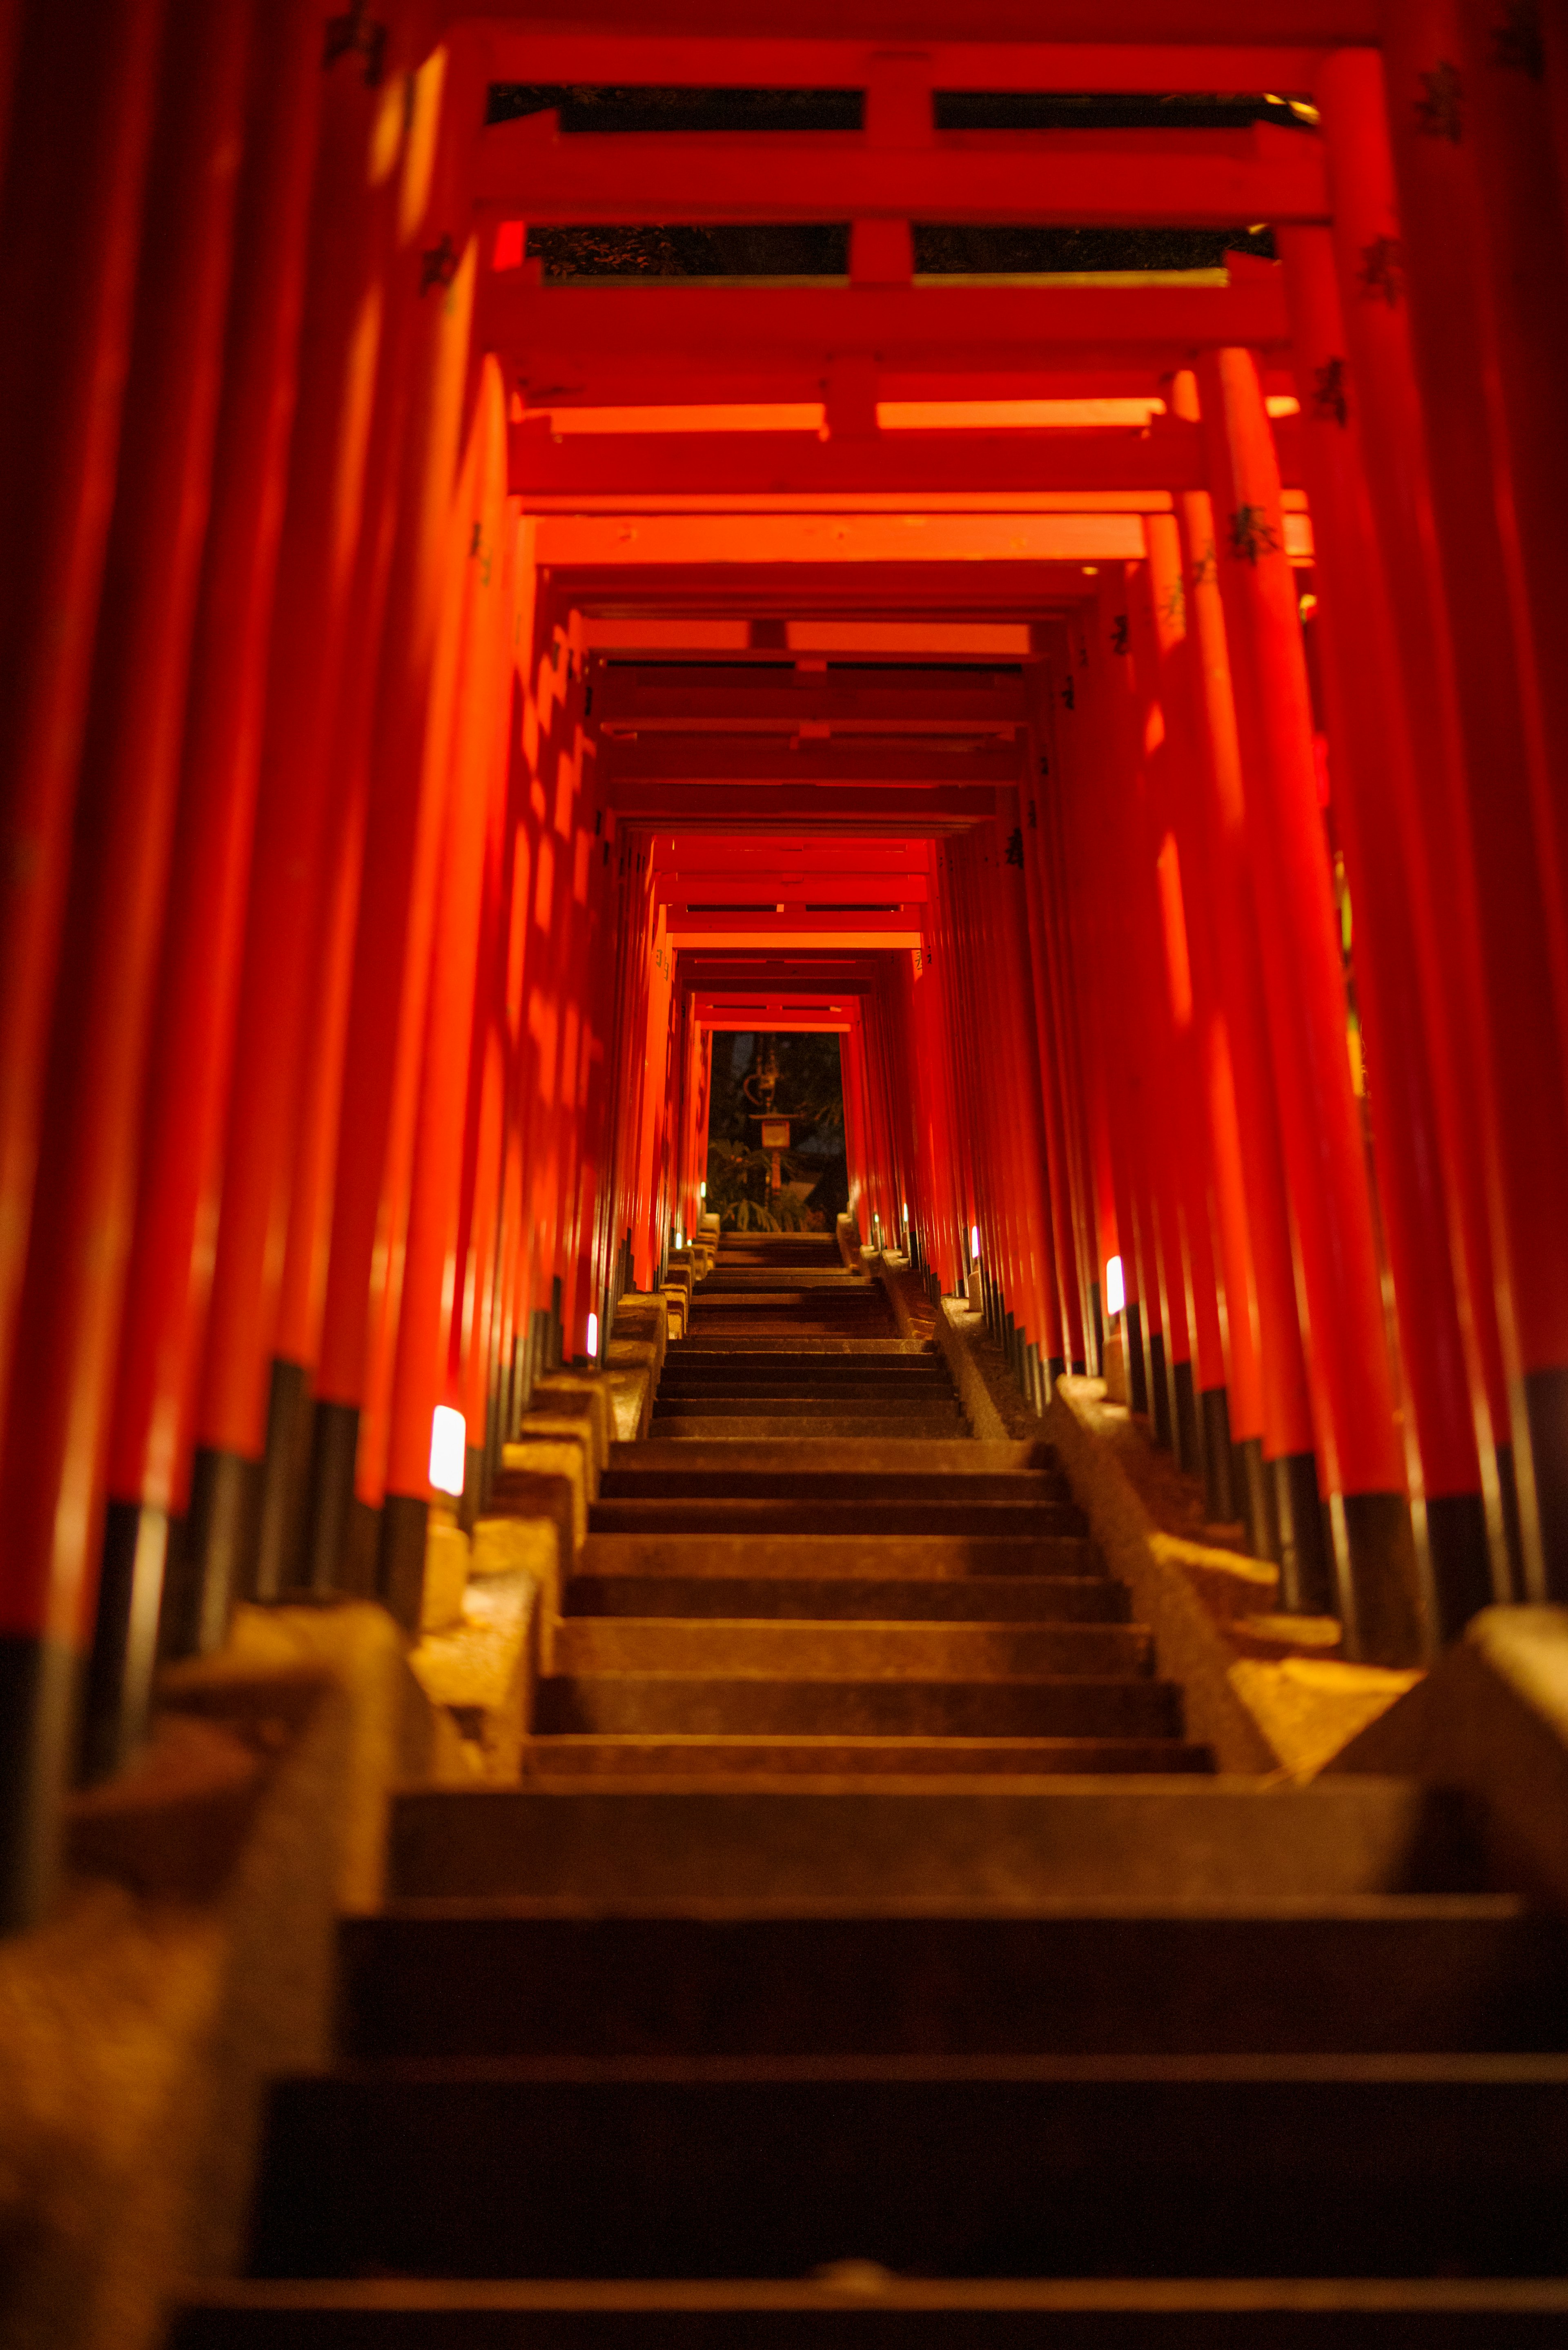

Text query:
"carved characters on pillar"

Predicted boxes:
[[1110, 613, 1130, 655], [1227, 506, 1281, 565], [323, 0, 387, 86], [1491, 2, 1544, 79], [1311, 356, 1351, 427], [421, 234, 461, 296], [1414, 60, 1464, 142], [1191, 539, 1216, 586], [1357, 237, 1405, 308], [1005, 827, 1025, 868]]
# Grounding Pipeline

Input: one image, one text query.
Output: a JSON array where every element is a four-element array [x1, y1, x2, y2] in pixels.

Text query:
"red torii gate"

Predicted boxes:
[[0, 0, 1566, 1936]]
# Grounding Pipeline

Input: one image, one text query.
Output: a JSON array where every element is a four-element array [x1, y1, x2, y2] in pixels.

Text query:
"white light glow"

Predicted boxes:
[[675, 1227, 684, 1250], [429, 1405, 466, 1496], [699, 1181, 706, 1198], [902, 1202, 908, 1220], [586, 1311, 599, 1356], [971, 1224, 981, 1260], [1105, 1255, 1125, 1317]]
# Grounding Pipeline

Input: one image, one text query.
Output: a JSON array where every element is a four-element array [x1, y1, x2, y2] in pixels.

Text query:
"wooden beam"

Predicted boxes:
[[598, 665, 1027, 731], [541, 511, 1149, 565], [480, 271, 1292, 399], [602, 736, 1021, 785], [476, 116, 1325, 227], [512, 419, 1303, 498], [607, 781, 999, 827]]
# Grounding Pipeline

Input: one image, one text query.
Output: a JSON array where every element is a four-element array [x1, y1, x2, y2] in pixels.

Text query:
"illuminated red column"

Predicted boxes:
[[304, 53, 481, 1595], [1279, 223, 1492, 1640], [192, 27, 414, 1623], [1198, 345, 1419, 1662], [1140, 515, 1262, 1528], [0, 0, 165, 1447], [379, 362, 508, 1624], [1376, 0, 1568, 1601], [1171, 372, 1322, 1588], [0, 0, 251, 1927], [88, 0, 324, 1775]]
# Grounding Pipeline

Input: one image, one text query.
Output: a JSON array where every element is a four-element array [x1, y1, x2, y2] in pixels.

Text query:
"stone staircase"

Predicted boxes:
[[174, 1231, 1568, 2341]]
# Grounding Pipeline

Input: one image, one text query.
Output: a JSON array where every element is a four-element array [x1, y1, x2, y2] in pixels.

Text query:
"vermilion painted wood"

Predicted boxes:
[[1313, 46, 1512, 1499], [475, 118, 1327, 226], [1198, 345, 1403, 1500], [106, 0, 324, 1522], [1141, 516, 1262, 1447], [1170, 369, 1315, 1471], [196, 29, 413, 1465], [1278, 228, 1482, 1515], [1381, 0, 1568, 1597], [0, 0, 166, 1448], [0, 0, 249, 1936]]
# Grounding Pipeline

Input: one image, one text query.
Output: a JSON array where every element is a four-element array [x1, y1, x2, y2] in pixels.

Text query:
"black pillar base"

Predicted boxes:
[[1199, 1387, 1236, 1525], [1047, 1354, 1067, 1404], [1423, 1489, 1495, 1645], [165, 1446, 261, 1657], [0, 1633, 79, 1933], [1089, 1281, 1105, 1381], [1328, 1489, 1423, 1666], [1147, 1329, 1172, 1449], [1235, 1435, 1279, 1563], [82, 1499, 170, 1783], [344, 1497, 382, 1599], [1124, 1300, 1149, 1415], [1171, 1356, 1199, 1477], [1493, 1441, 1525, 1600], [459, 1445, 486, 1536], [298, 1400, 360, 1594], [378, 1492, 429, 1634], [255, 1356, 314, 1602], [1272, 1450, 1334, 1616], [1518, 1366, 1568, 1601]]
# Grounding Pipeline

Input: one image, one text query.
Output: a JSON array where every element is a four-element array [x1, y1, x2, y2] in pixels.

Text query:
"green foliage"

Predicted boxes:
[[705, 1137, 815, 1231]]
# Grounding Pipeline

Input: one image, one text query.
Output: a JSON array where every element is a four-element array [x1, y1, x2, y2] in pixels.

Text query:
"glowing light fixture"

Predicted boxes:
[[971, 1224, 981, 1260], [700, 1181, 707, 1198], [429, 1405, 466, 1497], [586, 1311, 599, 1356], [1105, 1255, 1125, 1317], [675, 1227, 684, 1250]]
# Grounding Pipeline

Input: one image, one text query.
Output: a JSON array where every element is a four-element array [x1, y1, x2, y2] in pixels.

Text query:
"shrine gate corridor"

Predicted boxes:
[[4, 1, 1568, 2341]]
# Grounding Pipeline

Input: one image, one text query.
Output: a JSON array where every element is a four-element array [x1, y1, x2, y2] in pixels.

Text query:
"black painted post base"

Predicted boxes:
[[1171, 1356, 1199, 1477], [1089, 1280, 1105, 1381], [1272, 1451, 1334, 1616], [1124, 1300, 1149, 1416], [1047, 1353, 1067, 1406], [1422, 1489, 1495, 1644], [1199, 1387, 1236, 1526], [1328, 1490, 1424, 1666], [1234, 1435, 1279, 1563], [0, 1633, 80, 1933], [377, 1492, 429, 1633], [459, 1444, 486, 1536], [255, 1356, 314, 1601], [1492, 1441, 1524, 1598], [164, 1446, 262, 1657], [298, 1400, 360, 1594], [1517, 1366, 1568, 1601], [1147, 1329, 1172, 1449], [82, 1499, 171, 1781]]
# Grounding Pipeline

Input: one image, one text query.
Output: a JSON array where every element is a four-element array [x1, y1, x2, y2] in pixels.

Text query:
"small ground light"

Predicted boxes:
[[429, 1405, 466, 1496], [675, 1226, 683, 1249], [586, 1311, 599, 1356], [1105, 1254, 1125, 1316], [700, 1181, 706, 1199], [971, 1224, 981, 1259]]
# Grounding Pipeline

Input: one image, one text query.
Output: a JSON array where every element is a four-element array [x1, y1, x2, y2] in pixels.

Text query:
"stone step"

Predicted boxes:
[[387, 1782, 1483, 1906], [563, 1576, 1127, 1622], [169, 2274, 1568, 2345], [535, 1674, 1175, 1741], [589, 1501, 1088, 1538], [548, 1619, 1153, 1680], [339, 1897, 1568, 2061], [666, 1337, 922, 1356], [608, 1440, 1059, 1478], [652, 1391, 960, 1411], [649, 1416, 970, 1442], [578, 1534, 1105, 1580], [246, 2059, 1568, 2282], [664, 1354, 943, 1378], [524, 1736, 1212, 1779]]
